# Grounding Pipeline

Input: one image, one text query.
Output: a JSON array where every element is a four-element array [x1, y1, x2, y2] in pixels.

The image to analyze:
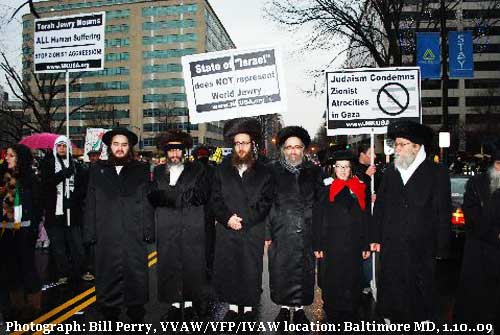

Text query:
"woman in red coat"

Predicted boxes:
[[314, 149, 371, 323]]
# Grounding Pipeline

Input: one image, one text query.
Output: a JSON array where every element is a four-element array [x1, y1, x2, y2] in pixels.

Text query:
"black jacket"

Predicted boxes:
[[210, 157, 274, 306], [150, 161, 210, 303], [83, 160, 154, 308], [372, 160, 451, 321], [267, 161, 324, 306]]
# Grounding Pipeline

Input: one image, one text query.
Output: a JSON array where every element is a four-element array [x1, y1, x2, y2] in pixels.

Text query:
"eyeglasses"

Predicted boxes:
[[284, 145, 304, 151], [387, 139, 412, 149], [234, 141, 251, 147], [335, 165, 351, 170]]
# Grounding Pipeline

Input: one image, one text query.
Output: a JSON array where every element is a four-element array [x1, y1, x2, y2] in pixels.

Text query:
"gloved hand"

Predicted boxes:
[[147, 190, 167, 207]]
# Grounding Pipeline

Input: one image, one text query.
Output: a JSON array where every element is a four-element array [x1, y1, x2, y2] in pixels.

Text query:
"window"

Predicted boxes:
[[106, 38, 130, 48], [143, 122, 197, 132], [143, 48, 196, 59], [105, 52, 130, 62], [422, 97, 459, 107], [466, 96, 500, 107], [53, 95, 129, 106], [142, 63, 182, 73], [143, 108, 188, 117], [475, 61, 500, 71], [142, 4, 198, 17], [72, 81, 130, 92], [70, 67, 130, 78], [143, 19, 196, 30], [143, 94, 186, 103], [465, 79, 500, 89], [142, 33, 197, 45], [143, 79, 184, 88], [106, 24, 129, 33], [106, 10, 130, 20], [422, 80, 458, 90]]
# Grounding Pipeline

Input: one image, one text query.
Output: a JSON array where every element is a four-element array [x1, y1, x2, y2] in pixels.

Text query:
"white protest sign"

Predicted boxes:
[[182, 46, 286, 124], [326, 67, 421, 136], [84, 128, 109, 162], [34, 12, 105, 73]]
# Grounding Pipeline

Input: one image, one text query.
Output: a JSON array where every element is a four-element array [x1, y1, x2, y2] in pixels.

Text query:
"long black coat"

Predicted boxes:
[[372, 160, 451, 322], [315, 186, 369, 313], [83, 160, 154, 308], [267, 161, 323, 306], [151, 161, 210, 303], [455, 172, 500, 326], [210, 157, 274, 306]]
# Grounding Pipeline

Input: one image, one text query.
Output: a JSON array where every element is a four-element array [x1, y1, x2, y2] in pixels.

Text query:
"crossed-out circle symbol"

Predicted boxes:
[[377, 82, 410, 116]]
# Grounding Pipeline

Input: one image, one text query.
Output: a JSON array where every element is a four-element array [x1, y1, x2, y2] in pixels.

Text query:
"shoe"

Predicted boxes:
[[57, 277, 69, 285], [183, 307, 196, 322], [42, 240, 50, 249], [292, 309, 310, 324], [223, 310, 239, 322], [162, 307, 182, 322], [35, 240, 43, 249], [362, 287, 371, 295], [82, 272, 95, 281]]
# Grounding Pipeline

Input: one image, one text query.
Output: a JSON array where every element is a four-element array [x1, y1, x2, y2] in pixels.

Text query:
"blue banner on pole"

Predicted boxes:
[[449, 31, 474, 78], [416, 32, 441, 79]]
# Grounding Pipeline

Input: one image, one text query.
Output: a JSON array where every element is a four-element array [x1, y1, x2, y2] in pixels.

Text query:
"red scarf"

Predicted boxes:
[[329, 176, 366, 211]]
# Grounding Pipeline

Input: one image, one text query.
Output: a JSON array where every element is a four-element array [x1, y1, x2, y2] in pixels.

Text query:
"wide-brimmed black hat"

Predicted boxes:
[[387, 120, 433, 146], [223, 118, 262, 145], [102, 127, 138, 146], [87, 149, 101, 155], [277, 126, 311, 148], [330, 149, 355, 163], [157, 130, 193, 151]]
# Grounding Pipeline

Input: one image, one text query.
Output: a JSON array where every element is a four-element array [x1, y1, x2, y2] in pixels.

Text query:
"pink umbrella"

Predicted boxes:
[[20, 133, 76, 150]]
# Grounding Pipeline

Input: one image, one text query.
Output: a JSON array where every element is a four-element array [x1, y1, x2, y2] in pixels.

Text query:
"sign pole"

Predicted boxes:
[[65, 70, 71, 227], [370, 129, 377, 301]]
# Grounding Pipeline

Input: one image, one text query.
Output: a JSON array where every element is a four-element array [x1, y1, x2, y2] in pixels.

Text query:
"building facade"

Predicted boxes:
[[401, 0, 500, 153], [22, 0, 235, 151]]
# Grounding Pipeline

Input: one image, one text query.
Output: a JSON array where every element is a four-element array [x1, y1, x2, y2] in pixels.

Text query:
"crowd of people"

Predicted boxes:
[[1, 117, 499, 332]]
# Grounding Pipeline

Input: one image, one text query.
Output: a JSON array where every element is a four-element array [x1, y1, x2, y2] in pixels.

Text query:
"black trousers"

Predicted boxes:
[[46, 217, 84, 279]]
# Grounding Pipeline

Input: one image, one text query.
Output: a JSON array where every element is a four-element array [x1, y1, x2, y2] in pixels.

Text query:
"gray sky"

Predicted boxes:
[[0, 0, 341, 136]]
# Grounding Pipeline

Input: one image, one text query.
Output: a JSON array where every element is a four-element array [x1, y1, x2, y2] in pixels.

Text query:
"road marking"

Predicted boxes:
[[32, 296, 96, 335], [10, 250, 157, 335]]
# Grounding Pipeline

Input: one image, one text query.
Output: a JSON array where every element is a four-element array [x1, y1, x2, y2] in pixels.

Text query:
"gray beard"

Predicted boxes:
[[394, 152, 417, 170], [167, 160, 183, 169], [489, 167, 500, 194]]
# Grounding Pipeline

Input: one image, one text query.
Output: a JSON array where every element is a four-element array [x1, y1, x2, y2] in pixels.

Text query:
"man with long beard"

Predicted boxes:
[[147, 130, 210, 322], [454, 143, 500, 331], [266, 126, 324, 326], [210, 118, 274, 322], [371, 120, 451, 323], [83, 127, 154, 322]]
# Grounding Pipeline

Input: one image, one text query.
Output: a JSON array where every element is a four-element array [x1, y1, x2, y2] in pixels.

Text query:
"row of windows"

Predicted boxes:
[[143, 19, 196, 31], [143, 108, 188, 118], [53, 109, 130, 120], [422, 79, 500, 90], [205, 123, 223, 134], [106, 24, 129, 33], [142, 33, 197, 45], [143, 122, 198, 132], [53, 96, 129, 107], [74, 81, 129, 92], [142, 64, 182, 74], [422, 97, 500, 107], [106, 10, 130, 19], [143, 48, 196, 59], [70, 67, 130, 78], [35, 1, 136, 13], [143, 79, 184, 88], [143, 136, 200, 148], [143, 94, 186, 103], [106, 38, 130, 48], [105, 52, 130, 62], [473, 44, 500, 53], [142, 4, 198, 17]]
